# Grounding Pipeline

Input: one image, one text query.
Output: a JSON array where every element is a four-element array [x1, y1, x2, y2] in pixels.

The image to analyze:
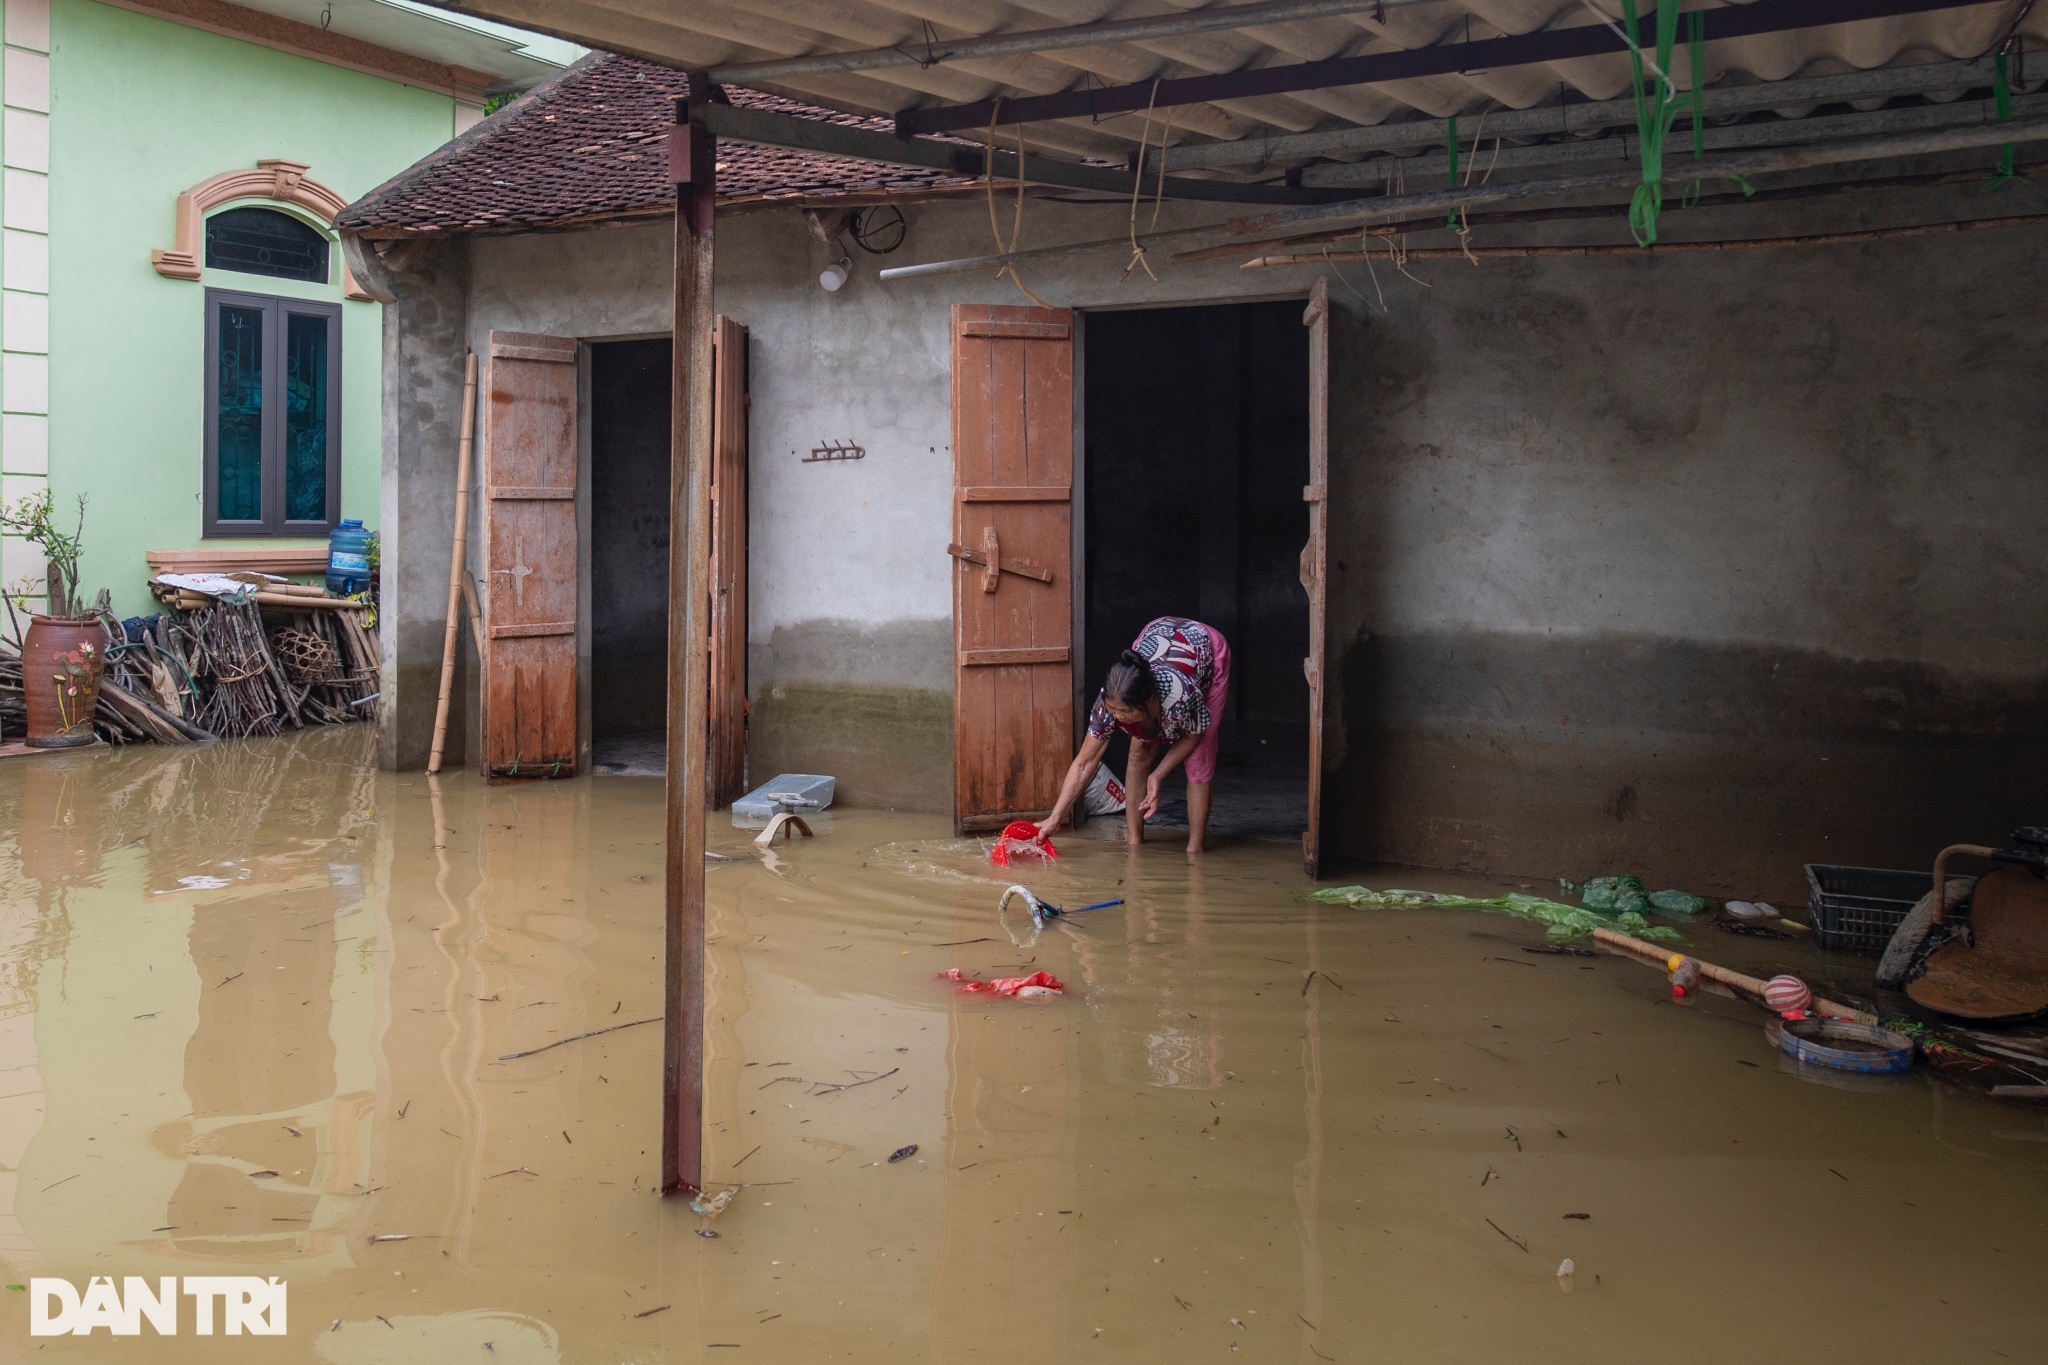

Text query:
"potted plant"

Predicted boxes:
[[1, 490, 103, 748]]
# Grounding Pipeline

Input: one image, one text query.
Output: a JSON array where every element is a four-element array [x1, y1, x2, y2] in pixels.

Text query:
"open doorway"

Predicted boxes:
[[1082, 301, 1311, 842], [588, 336, 671, 776]]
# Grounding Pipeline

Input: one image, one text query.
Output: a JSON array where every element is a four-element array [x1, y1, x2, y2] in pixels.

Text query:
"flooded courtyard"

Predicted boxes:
[[0, 728, 2043, 1362]]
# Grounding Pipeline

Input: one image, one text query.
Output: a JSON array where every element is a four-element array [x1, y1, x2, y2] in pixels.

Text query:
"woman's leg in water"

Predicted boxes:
[[1124, 740, 1158, 844], [1182, 627, 1230, 855], [1186, 779, 1213, 854]]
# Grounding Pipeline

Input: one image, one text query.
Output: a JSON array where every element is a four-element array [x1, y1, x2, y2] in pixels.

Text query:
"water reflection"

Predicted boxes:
[[0, 732, 2045, 1362]]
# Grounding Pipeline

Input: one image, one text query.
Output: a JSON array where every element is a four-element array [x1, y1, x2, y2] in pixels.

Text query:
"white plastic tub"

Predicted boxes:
[[732, 773, 836, 822]]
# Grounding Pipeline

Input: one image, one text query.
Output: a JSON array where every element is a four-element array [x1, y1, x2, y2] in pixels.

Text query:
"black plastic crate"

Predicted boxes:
[[1805, 863, 1958, 954]]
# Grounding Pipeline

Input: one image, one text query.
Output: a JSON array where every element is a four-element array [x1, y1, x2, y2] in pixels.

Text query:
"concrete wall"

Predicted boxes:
[[347, 234, 468, 774], [371, 162, 2048, 895], [1319, 210, 2048, 895]]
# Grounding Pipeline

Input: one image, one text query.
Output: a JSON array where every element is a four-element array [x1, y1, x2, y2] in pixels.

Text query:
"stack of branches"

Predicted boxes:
[[178, 597, 297, 738], [167, 596, 379, 739], [2, 588, 380, 745]]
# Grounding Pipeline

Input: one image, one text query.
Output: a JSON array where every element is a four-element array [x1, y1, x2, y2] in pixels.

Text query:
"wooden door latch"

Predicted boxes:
[[947, 531, 1053, 591]]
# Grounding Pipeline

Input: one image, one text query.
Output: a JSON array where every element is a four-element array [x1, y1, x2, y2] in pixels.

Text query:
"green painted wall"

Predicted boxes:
[[47, 0, 460, 615]]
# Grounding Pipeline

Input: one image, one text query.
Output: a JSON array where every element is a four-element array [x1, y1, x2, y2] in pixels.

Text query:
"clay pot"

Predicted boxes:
[[21, 615, 106, 747]]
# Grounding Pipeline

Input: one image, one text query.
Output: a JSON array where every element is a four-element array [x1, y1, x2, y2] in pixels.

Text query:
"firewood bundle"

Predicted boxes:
[[0, 590, 381, 747], [163, 597, 379, 738]]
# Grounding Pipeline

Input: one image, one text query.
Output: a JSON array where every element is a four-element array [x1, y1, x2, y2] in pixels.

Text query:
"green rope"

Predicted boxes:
[[1989, 50, 2016, 187], [1679, 9, 1708, 206], [1621, 0, 1685, 246], [1445, 113, 1465, 231]]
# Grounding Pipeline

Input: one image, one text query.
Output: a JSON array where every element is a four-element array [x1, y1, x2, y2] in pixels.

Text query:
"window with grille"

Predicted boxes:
[[204, 206, 331, 283], [204, 288, 341, 536]]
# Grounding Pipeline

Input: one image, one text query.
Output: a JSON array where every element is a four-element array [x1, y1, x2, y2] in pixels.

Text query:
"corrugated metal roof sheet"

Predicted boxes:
[[405, 0, 2046, 163]]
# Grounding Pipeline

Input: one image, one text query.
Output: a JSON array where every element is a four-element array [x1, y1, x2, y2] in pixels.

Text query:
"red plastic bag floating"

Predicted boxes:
[[991, 820, 1056, 868], [940, 967, 1065, 999]]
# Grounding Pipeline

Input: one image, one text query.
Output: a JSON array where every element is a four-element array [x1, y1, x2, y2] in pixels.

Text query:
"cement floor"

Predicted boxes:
[[0, 727, 2044, 1362]]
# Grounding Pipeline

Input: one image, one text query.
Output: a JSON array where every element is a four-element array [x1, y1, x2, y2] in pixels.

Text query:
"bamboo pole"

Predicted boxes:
[[427, 352, 479, 775], [1590, 927, 1876, 1024], [252, 592, 366, 610]]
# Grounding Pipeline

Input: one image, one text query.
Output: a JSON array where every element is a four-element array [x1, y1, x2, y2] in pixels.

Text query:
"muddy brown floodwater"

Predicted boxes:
[[0, 728, 2044, 1362]]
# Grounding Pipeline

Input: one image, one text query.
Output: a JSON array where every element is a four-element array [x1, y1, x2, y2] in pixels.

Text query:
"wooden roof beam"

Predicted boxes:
[[697, 98, 1352, 202]]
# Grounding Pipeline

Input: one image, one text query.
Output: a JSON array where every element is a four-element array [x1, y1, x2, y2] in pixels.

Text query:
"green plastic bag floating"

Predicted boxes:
[[1647, 888, 1707, 917], [1580, 875, 1649, 915], [1308, 886, 1683, 943], [1580, 875, 1707, 918]]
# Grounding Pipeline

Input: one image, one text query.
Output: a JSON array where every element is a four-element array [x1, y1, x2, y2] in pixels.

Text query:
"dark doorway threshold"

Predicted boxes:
[[593, 733, 665, 777]]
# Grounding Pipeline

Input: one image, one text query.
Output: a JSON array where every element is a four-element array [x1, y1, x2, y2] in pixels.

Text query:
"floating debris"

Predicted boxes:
[[939, 968, 1065, 999], [690, 1186, 738, 1218], [497, 1016, 661, 1061], [1309, 887, 1684, 943]]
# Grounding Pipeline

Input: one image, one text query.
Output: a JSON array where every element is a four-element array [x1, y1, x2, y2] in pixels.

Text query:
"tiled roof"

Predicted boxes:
[[337, 53, 979, 237]]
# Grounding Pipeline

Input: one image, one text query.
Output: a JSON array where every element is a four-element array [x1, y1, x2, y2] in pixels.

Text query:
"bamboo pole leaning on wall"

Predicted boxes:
[[427, 352, 479, 775]]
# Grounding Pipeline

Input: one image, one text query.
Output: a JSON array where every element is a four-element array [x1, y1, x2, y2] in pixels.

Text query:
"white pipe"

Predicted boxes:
[[1301, 90, 2048, 187], [1228, 114, 2048, 238]]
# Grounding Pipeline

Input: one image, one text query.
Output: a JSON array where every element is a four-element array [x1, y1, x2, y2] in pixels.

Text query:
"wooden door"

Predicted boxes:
[[480, 330, 578, 779], [707, 316, 750, 807], [1301, 280, 1330, 876], [950, 304, 1074, 834]]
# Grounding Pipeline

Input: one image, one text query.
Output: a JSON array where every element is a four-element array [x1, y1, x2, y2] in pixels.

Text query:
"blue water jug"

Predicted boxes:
[[327, 519, 371, 596]]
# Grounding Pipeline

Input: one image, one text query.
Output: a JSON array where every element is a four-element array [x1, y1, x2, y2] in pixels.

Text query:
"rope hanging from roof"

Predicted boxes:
[[1619, 0, 1683, 245], [985, 101, 1053, 306], [1679, 8, 1710, 207], [1124, 79, 1171, 281]]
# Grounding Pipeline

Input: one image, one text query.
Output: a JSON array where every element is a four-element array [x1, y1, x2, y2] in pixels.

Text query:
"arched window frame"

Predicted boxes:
[[152, 159, 369, 300], [203, 204, 336, 285]]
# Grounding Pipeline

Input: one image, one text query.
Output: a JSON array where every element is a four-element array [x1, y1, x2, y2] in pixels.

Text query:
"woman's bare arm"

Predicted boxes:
[[1138, 733, 1204, 819], [1035, 730, 1112, 838]]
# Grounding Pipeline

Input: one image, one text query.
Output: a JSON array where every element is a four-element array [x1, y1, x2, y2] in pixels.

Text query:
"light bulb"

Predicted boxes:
[[819, 258, 850, 292]]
